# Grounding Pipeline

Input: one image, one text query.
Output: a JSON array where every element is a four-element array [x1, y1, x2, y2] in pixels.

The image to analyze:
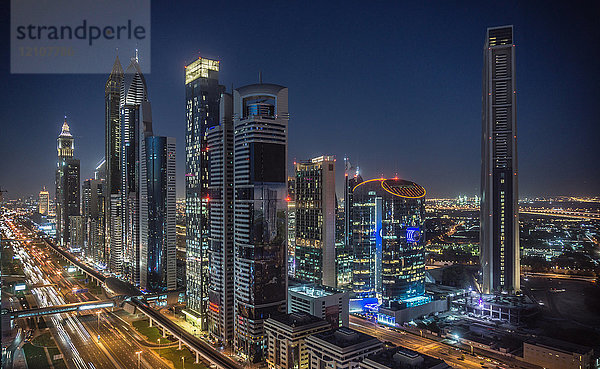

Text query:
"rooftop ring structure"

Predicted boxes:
[[353, 178, 426, 198]]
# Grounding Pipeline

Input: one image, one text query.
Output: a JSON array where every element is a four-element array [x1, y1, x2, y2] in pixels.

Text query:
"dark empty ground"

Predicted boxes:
[[523, 276, 600, 350]]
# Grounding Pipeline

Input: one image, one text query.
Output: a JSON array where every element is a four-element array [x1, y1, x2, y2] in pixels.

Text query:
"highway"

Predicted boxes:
[[349, 315, 540, 369], [3, 217, 173, 369], [132, 297, 243, 369], [15, 217, 243, 369]]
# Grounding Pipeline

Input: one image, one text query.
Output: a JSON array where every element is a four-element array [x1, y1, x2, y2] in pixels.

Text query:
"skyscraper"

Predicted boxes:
[[480, 25, 520, 294], [105, 55, 124, 272], [341, 160, 361, 290], [287, 176, 296, 276], [335, 196, 352, 290], [38, 187, 49, 215], [139, 135, 177, 292], [82, 178, 105, 265], [294, 156, 336, 287], [206, 92, 234, 345], [185, 57, 224, 329], [351, 178, 426, 303], [55, 118, 80, 247], [233, 84, 289, 361], [120, 55, 148, 284]]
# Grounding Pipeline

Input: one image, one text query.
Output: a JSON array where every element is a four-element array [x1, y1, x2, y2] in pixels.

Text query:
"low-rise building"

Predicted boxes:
[[265, 312, 331, 369], [289, 285, 349, 328], [305, 327, 382, 369], [361, 346, 450, 369], [523, 339, 594, 369]]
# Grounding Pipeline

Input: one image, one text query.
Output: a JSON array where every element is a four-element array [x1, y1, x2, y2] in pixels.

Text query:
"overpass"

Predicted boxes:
[[43, 237, 107, 284], [21, 219, 242, 369], [7, 300, 114, 319], [131, 298, 242, 369]]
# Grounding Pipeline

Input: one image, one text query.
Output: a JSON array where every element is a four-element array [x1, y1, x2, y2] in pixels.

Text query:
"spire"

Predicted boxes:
[[60, 116, 72, 137], [135, 48, 139, 62], [110, 53, 124, 75]]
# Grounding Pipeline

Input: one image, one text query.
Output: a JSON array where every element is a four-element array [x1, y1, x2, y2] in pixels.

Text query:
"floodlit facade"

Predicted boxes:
[[206, 92, 235, 345], [55, 118, 80, 247], [185, 57, 225, 329], [351, 178, 426, 303], [233, 83, 289, 361], [480, 25, 520, 294], [294, 156, 336, 287], [38, 187, 50, 215]]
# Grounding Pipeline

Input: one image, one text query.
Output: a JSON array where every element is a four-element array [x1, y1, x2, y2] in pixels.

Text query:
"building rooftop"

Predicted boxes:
[[353, 178, 426, 199], [270, 312, 328, 328], [289, 285, 334, 298], [526, 337, 593, 355], [235, 83, 287, 97], [311, 327, 379, 349], [364, 346, 449, 369]]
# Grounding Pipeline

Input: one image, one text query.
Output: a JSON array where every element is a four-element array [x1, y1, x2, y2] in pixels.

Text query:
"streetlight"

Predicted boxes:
[[157, 338, 161, 357], [96, 311, 101, 331], [181, 356, 185, 369], [136, 351, 142, 369]]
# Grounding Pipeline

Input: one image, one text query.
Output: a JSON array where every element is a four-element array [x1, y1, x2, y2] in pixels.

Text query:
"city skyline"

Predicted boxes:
[[2, 3, 600, 368], [1, 1, 598, 199]]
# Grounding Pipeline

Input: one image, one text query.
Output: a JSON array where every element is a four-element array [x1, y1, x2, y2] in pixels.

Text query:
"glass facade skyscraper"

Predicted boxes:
[[119, 56, 148, 284], [140, 136, 177, 292], [105, 55, 123, 269], [351, 178, 425, 303], [480, 25, 520, 294], [185, 57, 224, 329]]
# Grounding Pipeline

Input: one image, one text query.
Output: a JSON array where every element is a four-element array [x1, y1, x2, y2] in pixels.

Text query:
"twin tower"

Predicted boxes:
[[184, 57, 289, 360]]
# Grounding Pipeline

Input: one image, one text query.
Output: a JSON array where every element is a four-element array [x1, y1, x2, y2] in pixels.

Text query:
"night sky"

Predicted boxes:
[[1, 1, 599, 199]]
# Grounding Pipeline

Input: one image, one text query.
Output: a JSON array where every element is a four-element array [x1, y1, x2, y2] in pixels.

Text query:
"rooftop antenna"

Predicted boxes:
[[259, 71, 262, 84]]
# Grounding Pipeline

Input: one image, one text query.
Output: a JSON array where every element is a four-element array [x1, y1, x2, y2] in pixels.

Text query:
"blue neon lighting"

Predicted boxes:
[[406, 227, 420, 243]]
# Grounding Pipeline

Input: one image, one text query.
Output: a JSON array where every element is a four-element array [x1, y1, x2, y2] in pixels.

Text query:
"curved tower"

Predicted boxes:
[[120, 55, 150, 284], [351, 178, 426, 302], [233, 83, 289, 361], [121, 54, 148, 106]]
